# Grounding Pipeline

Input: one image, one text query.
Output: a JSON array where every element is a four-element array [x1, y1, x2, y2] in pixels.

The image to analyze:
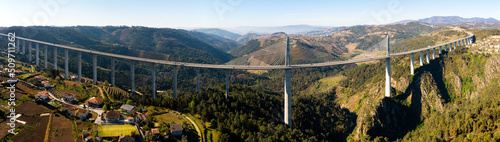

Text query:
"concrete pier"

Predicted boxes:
[[65, 49, 69, 79], [385, 34, 391, 98], [152, 64, 156, 98], [173, 68, 178, 98], [78, 52, 81, 82], [444, 45, 447, 52], [111, 57, 115, 86], [29, 42, 32, 64], [284, 37, 292, 127], [54, 46, 57, 70], [16, 39, 19, 53], [411, 53, 414, 75], [420, 51, 424, 66], [426, 49, 430, 63], [226, 71, 229, 98], [22, 40, 25, 54], [93, 54, 97, 84], [449, 43, 452, 51], [433, 48, 436, 59], [284, 69, 291, 127], [130, 61, 135, 94], [36, 43, 39, 66], [196, 69, 200, 93], [439, 46, 442, 54], [44, 45, 48, 68]]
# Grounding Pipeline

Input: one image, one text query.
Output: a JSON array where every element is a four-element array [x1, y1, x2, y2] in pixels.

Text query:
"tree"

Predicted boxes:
[[126, 100, 133, 105], [102, 104, 108, 111]]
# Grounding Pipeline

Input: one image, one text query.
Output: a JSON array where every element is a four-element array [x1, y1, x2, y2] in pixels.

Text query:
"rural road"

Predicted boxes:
[[182, 114, 204, 142]]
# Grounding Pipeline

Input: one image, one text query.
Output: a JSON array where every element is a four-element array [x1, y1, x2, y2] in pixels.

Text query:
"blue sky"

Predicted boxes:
[[1, 0, 498, 28]]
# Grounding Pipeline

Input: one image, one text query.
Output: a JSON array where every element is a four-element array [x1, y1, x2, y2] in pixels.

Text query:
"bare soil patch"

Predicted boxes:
[[10, 115, 50, 142], [16, 102, 51, 115], [49, 115, 74, 142]]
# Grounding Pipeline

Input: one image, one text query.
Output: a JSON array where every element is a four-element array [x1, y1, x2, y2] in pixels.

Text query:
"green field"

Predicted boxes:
[[97, 125, 137, 137]]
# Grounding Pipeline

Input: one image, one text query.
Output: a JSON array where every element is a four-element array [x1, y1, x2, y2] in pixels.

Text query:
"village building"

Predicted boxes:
[[106, 110, 121, 122], [61, 92, 75, 102], [170, 124, 183, 137], [34, 75, 45, 82], [120, 104, 135, 113], [135, 112, 148, 123], [36, 90, 50, 100], [86, 97, 103, 107]]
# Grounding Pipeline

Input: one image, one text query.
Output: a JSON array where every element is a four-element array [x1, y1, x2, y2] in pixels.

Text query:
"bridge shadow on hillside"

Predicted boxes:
[[370, 51, 452, 140]]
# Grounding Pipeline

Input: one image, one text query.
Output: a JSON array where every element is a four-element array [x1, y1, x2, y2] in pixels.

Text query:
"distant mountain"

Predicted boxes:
[[227, 22, 443, 65], [225, 25, 330, 35], [236, 33, 261, 44], [235, 32, 289, 44], [188, 31, 240, 52], [393, 16, 500, 25], [302, 26, 350, 35], [193, 28, 241, 41]]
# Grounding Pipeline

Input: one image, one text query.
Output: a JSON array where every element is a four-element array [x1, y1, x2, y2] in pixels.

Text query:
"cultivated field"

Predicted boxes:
[[16, 102, 51, 115], [10, 115, 50, 142], [49, 115, 74, 142], [98, 125, 137, 137]]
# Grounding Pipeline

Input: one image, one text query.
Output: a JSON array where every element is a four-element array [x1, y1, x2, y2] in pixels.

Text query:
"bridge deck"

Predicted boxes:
[[0, 32, 473, 70]]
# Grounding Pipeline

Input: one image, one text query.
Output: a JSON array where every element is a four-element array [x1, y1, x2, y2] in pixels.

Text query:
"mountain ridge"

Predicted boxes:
[[393, 16, 500, 25]]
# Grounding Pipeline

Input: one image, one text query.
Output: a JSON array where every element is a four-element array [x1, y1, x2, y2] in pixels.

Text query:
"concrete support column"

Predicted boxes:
[[284, 69, 292, 127], [44, 45, 48, 69], [173, 67, 178, 98], [16, 39, 19, 53], [420, 51, 424, 66], [226, 71, 229, 98], [426, 49, 430, 63], [54, 46, 57, 70], [454, 42, 456, 49], [284, 37, 292, 127], [36, 43, 39, 66], [93, 54, 97, 84], [433, 48, 436, 60], [411, 53, 414, 75], [449, 43, 452, 51], [439, 46, 442, 54], [22, 40, 25, 54], [385, 33, 391, 98], [110, 57, 115, 86], [152, 64, 156, 98], [196, 69, 200, 93], [64, 49, 69, 79], [28, 42, 32, 64], [130, 61, 135, 94], [78, 52, 81, 82]]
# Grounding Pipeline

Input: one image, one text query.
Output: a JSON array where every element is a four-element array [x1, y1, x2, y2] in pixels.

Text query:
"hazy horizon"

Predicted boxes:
[[1, 0, 499, 29]]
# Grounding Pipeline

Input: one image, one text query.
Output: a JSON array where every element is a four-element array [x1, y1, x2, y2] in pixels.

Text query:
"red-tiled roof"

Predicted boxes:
[[14, 70, 24, 73], [87, 97, 102, 104], [61, 92, 74, 97], [38, 91, 50, 97], [78, 108, 89, 114], [151, 128, 160, 135], [170, 124, 183, 132], [34, 75, 45, 79], [62, 103, 78, 111], [136, 112, 147, 121], [106, 111, 120, 120]]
